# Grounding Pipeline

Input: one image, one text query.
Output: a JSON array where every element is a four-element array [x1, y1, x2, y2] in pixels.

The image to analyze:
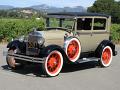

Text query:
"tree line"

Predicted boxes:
[[87, 0, 120, 23]]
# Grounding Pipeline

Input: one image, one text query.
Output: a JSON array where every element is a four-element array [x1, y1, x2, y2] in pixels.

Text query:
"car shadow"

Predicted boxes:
[[1, 64, 46, 77], [62, 61, 99, 73], [1, 61, 99, 77]]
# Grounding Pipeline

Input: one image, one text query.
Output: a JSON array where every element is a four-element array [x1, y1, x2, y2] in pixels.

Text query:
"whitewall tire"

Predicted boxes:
[[100, 46, 113, 67], [43, 50, 63, 77], [64, 38, 81, 62]]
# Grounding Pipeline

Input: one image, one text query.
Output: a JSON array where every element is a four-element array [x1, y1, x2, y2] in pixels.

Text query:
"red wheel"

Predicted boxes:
[[65, 38, 81, 62], [43, 50, 63, 76], [100, 46, 113, 67]]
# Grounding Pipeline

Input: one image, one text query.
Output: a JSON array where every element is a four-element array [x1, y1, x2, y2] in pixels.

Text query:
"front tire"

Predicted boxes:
[[99, 46, 113, 67], [6, 49, 24, 70], [42, 50, 63, 77]]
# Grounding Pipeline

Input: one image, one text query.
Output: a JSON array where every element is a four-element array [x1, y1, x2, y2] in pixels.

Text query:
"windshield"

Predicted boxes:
[[46, 18, 75, 30]]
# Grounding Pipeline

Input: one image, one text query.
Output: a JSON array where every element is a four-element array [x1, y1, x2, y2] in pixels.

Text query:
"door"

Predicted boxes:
[[91, 18, 109, 50], [76, 18, 94, 52]]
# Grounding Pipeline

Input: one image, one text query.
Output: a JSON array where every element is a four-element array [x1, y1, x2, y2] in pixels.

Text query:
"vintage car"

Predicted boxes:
[[6, 12, 117, 77]]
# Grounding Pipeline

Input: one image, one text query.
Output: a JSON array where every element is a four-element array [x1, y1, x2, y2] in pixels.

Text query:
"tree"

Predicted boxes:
[[87, 0, 120, 23]]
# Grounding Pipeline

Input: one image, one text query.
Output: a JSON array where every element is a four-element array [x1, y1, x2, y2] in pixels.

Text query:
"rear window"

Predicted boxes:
[[93, 18, 106, 30]]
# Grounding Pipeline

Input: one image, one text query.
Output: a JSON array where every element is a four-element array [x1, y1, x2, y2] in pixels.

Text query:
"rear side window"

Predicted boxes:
[[93, 18, 106, 30], [77, 18, 92, 30]]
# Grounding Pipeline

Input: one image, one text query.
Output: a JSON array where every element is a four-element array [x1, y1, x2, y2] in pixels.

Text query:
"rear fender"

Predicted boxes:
[[95, 40, 116, 57]]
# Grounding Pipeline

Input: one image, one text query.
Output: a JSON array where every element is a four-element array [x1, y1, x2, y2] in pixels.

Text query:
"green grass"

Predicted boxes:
[[111, 24, 120, 43]]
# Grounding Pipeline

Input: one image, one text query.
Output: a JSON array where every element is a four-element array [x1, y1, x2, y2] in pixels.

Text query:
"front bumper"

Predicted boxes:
[[7, 53, 45, 63]]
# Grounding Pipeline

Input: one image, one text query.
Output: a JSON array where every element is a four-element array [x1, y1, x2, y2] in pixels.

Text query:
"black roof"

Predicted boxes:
[[47, 12, 110, 18]]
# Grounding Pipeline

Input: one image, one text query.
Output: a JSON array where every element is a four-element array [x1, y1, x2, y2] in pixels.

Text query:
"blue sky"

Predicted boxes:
[[0, 0, 96, 8]]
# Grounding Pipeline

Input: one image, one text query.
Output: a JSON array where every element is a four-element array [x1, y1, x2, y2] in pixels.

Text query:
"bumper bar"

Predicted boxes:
[[7, 53, 45, 63]]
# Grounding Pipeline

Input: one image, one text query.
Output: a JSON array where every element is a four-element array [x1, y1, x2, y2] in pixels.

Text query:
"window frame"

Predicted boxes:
[[93, 17, 107, 31], [75, 16, 108, 32], [76, 17, 93, 31]]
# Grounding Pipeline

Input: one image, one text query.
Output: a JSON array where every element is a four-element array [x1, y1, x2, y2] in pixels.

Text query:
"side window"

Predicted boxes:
[[77, 18, 92, 30], [93, 18, 106, 30]]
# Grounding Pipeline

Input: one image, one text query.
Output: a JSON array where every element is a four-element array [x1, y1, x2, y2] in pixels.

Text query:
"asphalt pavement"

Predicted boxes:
[[0, 44, 120, 90]]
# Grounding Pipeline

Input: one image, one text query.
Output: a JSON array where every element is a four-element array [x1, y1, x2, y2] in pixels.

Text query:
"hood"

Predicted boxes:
[[36, 30, 66, 46]]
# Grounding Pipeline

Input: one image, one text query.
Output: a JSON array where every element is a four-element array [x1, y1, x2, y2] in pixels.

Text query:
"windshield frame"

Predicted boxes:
[[45, 16, 76, 31]]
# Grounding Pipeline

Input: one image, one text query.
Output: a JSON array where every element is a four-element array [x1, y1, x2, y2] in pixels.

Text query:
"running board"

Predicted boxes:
[[76, 57, 100, 63]]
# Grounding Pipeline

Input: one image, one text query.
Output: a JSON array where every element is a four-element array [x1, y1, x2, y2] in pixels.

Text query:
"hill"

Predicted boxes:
[[0, 4, 86, 13], [30, 4, 86, 13], [0, 5, 14, 10]]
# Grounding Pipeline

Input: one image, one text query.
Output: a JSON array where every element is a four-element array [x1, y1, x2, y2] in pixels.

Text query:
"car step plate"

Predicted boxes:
[[77, 57, 100, 63]]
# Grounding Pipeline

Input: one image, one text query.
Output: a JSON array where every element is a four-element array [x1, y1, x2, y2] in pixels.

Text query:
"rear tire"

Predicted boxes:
[[42, 50, 63, 77], [99, 46, 113, 67], [6, 49, 24, 70]]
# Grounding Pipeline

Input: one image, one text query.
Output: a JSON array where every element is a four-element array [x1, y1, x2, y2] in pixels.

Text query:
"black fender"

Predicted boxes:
[[7, 40, 20, 49], [95, 40, 117, 57], [7, 40, 26, 53], [41, 44, 69, 63]]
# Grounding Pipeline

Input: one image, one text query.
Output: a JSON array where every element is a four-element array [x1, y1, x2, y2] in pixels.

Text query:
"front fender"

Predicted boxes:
[[7, 40, 20, 49], [7, 40, 26, 53], [41, 45, 69, 63]]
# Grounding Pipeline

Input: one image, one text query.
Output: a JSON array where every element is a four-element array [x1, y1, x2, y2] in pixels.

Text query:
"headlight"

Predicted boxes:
[[37, 37, 45, 46], [18, 35, 25, 42]]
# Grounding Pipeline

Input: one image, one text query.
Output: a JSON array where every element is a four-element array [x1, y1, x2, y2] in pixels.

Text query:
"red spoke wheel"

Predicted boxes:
[[6, 49, 24, 70], [65, 38, 81, 62], [100, 46, 113, 67], [43, 50, 63, 77]]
